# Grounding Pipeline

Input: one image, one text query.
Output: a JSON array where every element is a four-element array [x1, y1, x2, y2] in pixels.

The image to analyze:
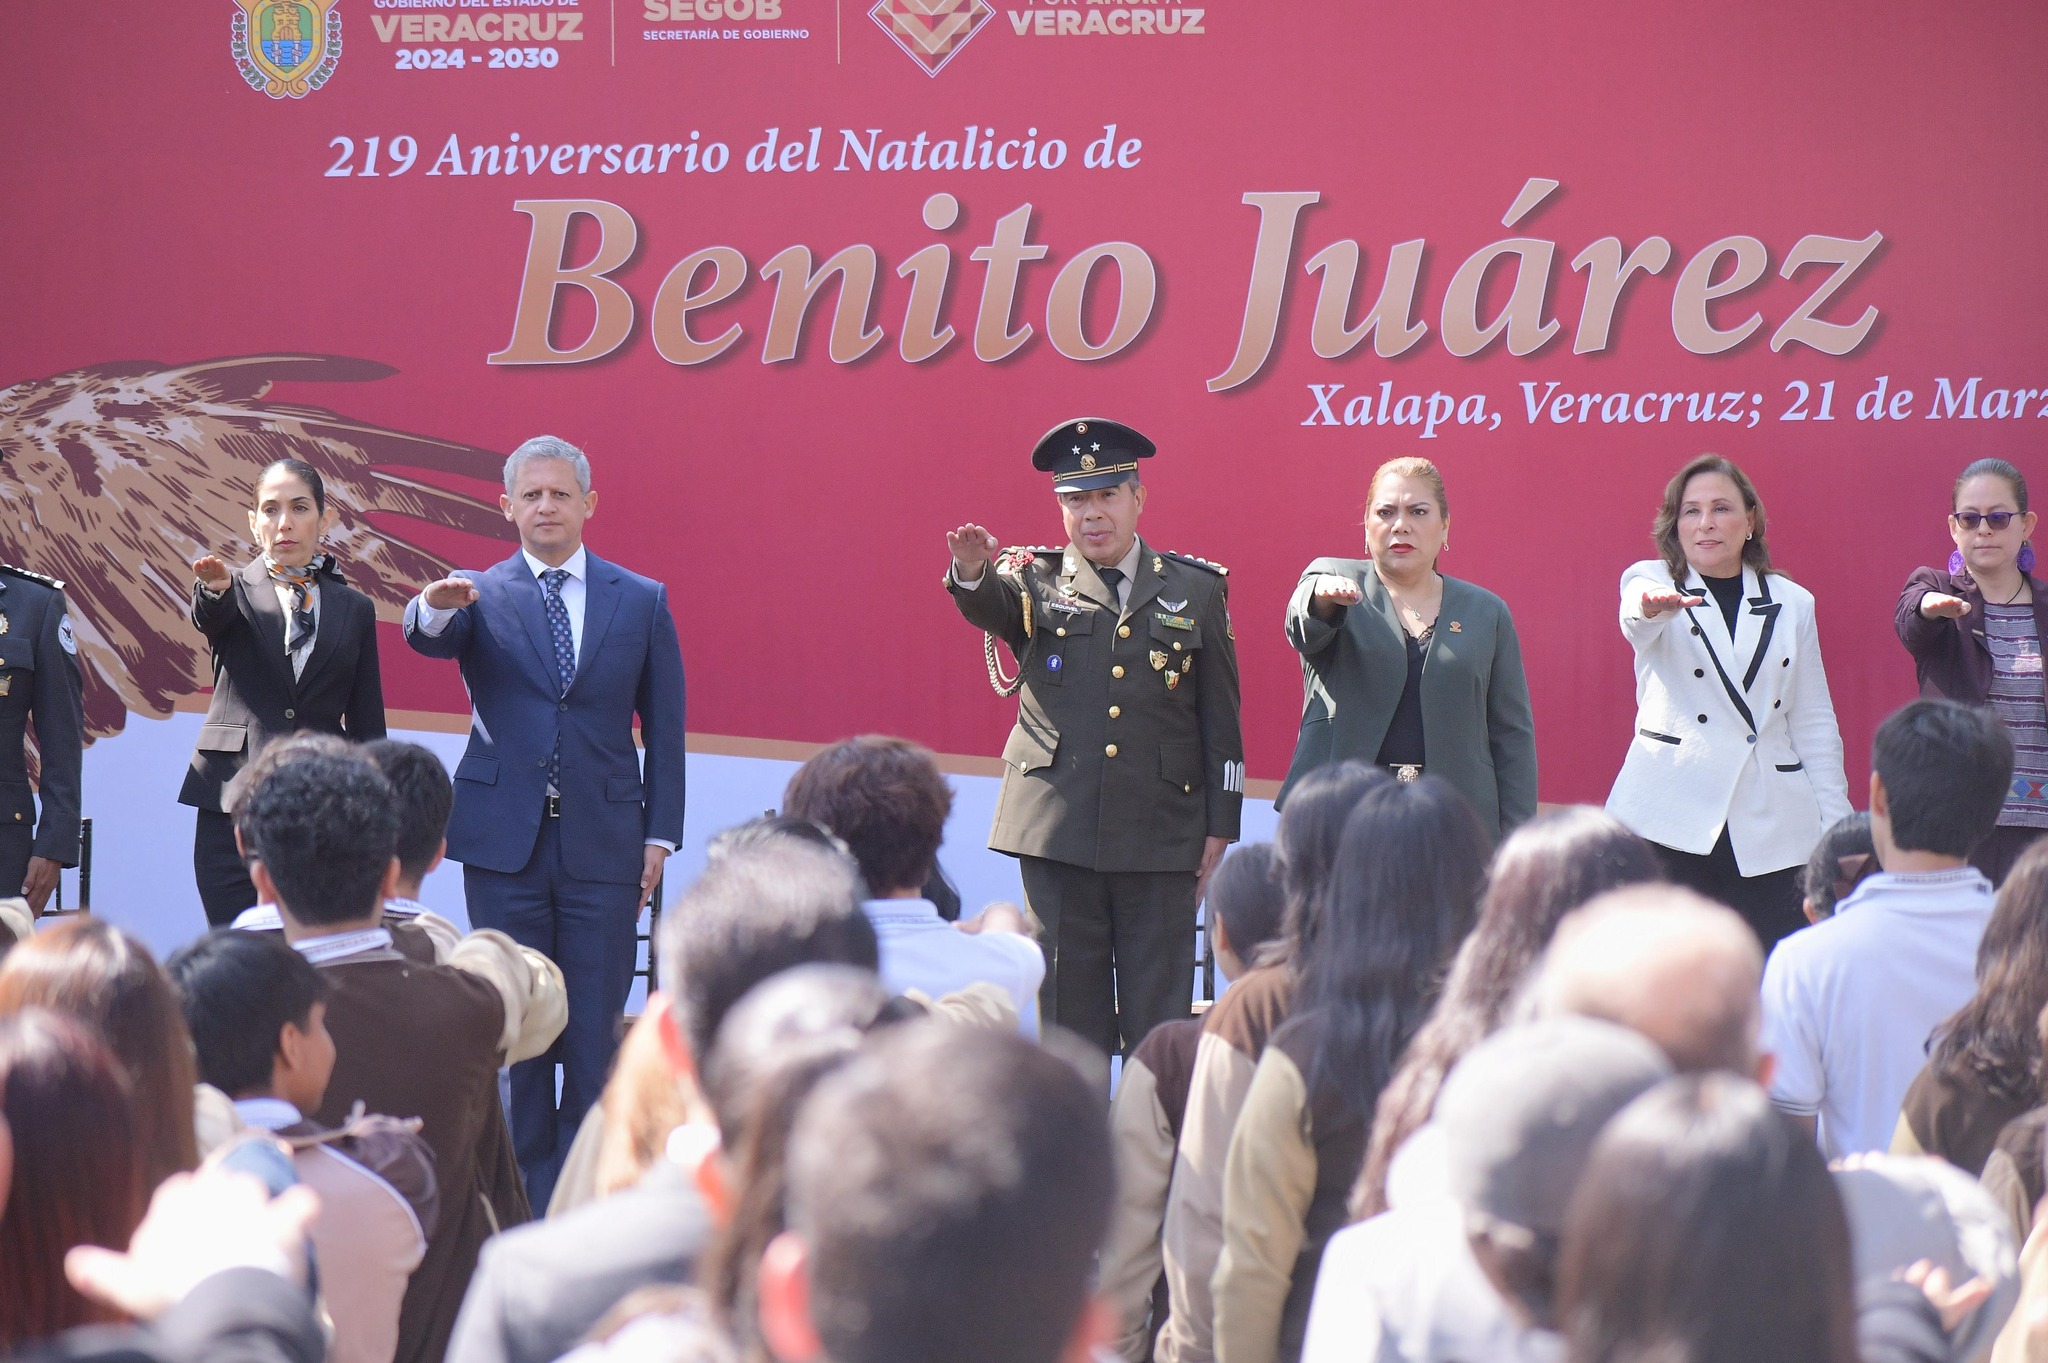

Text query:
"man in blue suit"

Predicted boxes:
[[404, 435, 685, 1207]]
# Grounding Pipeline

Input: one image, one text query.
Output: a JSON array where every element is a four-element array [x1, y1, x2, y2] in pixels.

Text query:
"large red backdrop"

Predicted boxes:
[[4, 0, 2045, 800]]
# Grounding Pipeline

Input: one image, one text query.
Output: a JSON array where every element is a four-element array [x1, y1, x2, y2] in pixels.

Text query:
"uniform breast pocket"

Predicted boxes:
[[1147, 614, 1201, 690], [0, 637, 35, 676], [1034, 605, 1094, 685]]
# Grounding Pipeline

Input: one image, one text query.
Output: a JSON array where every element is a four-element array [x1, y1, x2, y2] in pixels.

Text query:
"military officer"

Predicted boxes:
[[0, 564, 84, 916], [946, 418, 1245, 1057]]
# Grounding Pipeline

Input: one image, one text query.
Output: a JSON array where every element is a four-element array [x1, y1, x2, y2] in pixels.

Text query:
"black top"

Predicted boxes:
[[1374, 627, 1429, 767], [1702, 571, 1744, 634]]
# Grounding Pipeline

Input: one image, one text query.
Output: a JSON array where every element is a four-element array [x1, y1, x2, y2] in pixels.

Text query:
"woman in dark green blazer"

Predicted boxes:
[[1277, 458, 1537, 839]]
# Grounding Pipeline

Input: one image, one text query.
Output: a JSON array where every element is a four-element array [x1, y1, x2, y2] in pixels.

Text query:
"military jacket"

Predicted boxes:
[[0, 566, 84, 863], [949, 537, 1244, 873]]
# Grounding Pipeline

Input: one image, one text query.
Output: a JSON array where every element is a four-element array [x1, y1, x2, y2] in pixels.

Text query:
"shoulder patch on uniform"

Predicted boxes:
[[1160, 550, 1228, 577], [0, 564, 65, 591], [57, 615, 76, 655]]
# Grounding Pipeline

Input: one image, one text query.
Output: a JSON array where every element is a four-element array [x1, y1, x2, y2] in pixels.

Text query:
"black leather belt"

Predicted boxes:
[[543, 793, 562, 818]]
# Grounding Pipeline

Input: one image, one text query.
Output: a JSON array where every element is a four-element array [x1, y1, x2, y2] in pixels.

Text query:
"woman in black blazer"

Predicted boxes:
[[1897, 457, 2047, 884], [1278, 457, 1538, 839], [179, 458, 386, 924]]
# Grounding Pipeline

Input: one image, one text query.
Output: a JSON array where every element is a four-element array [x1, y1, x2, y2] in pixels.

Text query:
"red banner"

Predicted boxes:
[[5, 1, 2046, 800]]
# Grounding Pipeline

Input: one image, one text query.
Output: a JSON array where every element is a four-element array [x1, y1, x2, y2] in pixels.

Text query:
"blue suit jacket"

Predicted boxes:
[[403, 551, 685, 882]]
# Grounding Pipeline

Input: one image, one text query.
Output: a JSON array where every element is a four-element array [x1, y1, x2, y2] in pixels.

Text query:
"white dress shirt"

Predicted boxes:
[[290, 926, 397, 965], [1302, 1199, 1563, 1363], [198, 566, 320, 677], [232, 898, 433, 932], [860, 898, 1046, 1038], [272, 578, 320, 679], [233, 1096, 305, 1131], [953, 538, 1142, 613]]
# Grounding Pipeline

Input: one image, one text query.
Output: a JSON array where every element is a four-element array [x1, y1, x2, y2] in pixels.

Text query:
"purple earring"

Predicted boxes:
[[2024, 542, 2038, 574], [1949, 550, 1966, 575]]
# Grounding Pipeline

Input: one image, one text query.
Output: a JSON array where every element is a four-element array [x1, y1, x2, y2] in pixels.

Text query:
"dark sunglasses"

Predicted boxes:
[[1953, 511, 2020, 531]]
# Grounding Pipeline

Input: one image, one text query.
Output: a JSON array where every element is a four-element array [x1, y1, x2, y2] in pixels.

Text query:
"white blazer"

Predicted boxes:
[[1606, 559, 1852, 875]]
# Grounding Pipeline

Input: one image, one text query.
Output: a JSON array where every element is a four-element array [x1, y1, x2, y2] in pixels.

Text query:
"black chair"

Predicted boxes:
[[634, 869, 666, 992], [47, 817, 91, 916]]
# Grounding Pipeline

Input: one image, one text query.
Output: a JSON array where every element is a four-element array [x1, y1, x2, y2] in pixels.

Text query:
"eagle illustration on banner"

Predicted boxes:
[[0, 354, 512, 751]]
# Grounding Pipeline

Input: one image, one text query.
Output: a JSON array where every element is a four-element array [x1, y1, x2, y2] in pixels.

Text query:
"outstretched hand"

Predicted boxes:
[[947, 524, 999, 575], [1920, 592, 1971, 620], [1308, 573, 1363, 621], [191, 555, 232, 594], [1902, 1258, 1992, 1334], [1641, 587, 1708, 618], [1313, 574, 1363, 605], [422, 575, 480, 611], [959, 902, 1030, 936], [65, 1166, 317, 1322]]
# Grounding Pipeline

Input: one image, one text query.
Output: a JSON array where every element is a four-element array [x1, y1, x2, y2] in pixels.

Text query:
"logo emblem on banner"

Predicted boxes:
[[232, 0, 342, 99], [869, 0, 992, 76]]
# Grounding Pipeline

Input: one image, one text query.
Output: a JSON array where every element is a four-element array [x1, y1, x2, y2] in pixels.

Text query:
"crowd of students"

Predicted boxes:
[[6, 696, 2048, 1363]]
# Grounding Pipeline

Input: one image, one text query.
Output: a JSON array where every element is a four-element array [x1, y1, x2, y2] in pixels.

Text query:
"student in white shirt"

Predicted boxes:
[[783, 736, 1045, 1035], [1761, 699, 2013, 1159]]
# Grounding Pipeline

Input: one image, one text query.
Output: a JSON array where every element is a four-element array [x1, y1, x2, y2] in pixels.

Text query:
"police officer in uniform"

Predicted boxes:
[[946, 418, 1244, 1057], [0, 564, 84, 916]]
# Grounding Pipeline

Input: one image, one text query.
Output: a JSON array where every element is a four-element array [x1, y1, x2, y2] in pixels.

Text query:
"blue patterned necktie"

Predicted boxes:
[[542, 568, 574, 789]]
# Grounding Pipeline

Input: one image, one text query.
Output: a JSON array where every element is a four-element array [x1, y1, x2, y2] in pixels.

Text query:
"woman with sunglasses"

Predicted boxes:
[[1897, 457, 2047, 883]]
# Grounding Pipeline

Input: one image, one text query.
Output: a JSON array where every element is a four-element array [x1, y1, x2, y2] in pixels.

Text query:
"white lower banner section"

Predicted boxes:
[[50, 714, 1279, 1010]]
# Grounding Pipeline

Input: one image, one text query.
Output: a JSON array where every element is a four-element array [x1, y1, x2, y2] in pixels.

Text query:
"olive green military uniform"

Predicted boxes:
[[0, 565, 84, 899], [949, 537, 1244, 1055]]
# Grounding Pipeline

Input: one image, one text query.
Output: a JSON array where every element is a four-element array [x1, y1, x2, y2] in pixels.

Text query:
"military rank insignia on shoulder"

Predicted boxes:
[[0, 563, 65, 591], [1160, 550, 1228, 576]]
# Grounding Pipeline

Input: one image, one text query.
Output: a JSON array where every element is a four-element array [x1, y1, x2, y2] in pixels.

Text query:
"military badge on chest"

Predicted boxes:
[[1149, 647, 1191, 690], [1151, 611, 1195, 690]]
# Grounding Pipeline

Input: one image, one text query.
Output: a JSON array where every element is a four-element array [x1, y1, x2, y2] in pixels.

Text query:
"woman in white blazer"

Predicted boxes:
[[1607, 454, 1851, 949]]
